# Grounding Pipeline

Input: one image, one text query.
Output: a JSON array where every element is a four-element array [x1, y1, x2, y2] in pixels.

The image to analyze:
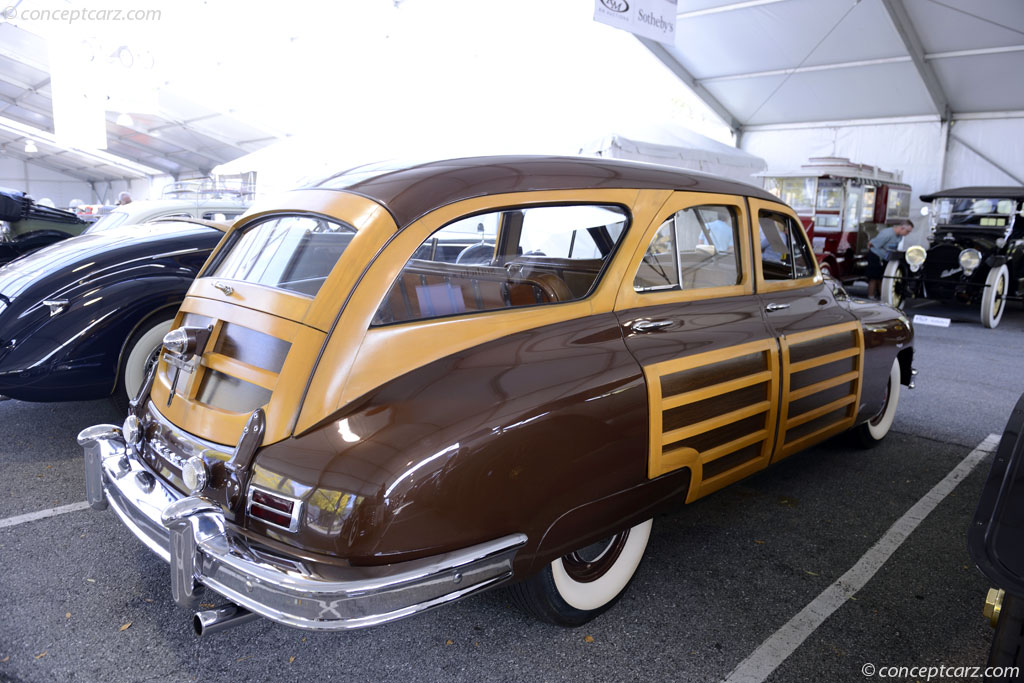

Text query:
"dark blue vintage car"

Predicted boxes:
[[0, 218, 228, 410]]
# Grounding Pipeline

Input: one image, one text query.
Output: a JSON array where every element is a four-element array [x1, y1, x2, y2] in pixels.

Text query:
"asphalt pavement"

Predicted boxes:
[[1, 295, 1022, 683]]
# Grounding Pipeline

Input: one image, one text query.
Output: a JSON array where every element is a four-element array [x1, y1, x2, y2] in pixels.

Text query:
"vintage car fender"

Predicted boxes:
[[0, 229, 74, 265], [0, 221, 223, 401]]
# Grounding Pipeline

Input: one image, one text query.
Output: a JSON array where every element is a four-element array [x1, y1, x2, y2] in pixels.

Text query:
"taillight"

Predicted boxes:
[[247, 486, 301, 532]]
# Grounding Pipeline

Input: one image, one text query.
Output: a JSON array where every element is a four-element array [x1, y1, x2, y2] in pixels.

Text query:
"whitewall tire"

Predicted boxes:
[[114, 316, 173, 413], [981, 264, 1009, 329], [511, 518, 653, 626], [880, 260, 903, 308], [857, 358, 901, 447]]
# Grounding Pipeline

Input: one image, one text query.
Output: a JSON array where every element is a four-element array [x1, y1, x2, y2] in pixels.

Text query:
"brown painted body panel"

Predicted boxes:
[[249, 313, 672, 575]]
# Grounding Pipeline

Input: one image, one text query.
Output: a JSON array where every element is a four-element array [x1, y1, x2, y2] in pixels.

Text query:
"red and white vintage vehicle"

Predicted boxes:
[[762, 157, 912, 282]]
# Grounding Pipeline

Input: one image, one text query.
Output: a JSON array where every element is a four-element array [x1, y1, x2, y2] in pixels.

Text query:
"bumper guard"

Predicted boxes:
[[79, 424, 527, 630]]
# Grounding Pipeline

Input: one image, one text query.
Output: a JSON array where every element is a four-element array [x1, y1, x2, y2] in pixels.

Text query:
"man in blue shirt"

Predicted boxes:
[[867, 219, 913, 299]]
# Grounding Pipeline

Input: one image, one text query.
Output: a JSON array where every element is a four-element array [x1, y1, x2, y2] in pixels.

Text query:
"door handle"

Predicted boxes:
[[631, 319, 674, 333], [765, 303, 790, 312], [212, 281, 234, 296]]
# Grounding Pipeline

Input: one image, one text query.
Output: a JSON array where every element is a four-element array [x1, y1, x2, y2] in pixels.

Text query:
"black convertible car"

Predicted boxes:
[[881, 186, 1023, 328], [0, 218, 227, 410]]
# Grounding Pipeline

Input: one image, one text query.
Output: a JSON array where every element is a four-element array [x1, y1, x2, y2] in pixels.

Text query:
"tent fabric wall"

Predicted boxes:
[[943, 118, 1024, 188], [0, 158, 93, 207], [579, 126, 767, 184]]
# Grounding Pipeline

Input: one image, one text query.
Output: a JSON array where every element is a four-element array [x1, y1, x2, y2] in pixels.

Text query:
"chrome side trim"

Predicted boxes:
[[80, 427, 528, 631]]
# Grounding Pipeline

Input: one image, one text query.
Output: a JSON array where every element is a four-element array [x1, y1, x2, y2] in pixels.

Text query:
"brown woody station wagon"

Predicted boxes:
[[80, 156, 914, 634]]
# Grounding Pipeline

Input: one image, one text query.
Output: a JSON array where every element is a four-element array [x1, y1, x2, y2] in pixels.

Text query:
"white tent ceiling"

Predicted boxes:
[[0, 23, 280, 182], [642, 0, 1024, 131]]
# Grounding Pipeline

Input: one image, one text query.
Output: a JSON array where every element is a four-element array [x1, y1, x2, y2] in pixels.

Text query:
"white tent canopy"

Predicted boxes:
[[579, 124, 766, 183]]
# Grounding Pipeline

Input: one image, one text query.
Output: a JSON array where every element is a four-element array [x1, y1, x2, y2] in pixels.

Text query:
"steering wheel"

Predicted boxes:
[[455, 243, 493, 265]]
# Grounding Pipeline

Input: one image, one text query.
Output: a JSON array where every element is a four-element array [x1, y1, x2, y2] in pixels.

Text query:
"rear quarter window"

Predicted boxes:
[[208, 215, 356, 297]]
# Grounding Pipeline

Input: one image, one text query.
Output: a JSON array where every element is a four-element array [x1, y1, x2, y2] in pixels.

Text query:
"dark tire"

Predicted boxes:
[[989, 593, 1024, 673], [111, 315, 174, 414], [510, 519, 652, 627], [855, 358, 900, 448]]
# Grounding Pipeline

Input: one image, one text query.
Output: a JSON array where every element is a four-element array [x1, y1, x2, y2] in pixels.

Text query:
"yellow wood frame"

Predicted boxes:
[[642, 338, 780, 503], [773, 320, 864, 461], [615, 192, 754, 311], [747, 198, 823, 293], [294, 188, 674, 434]]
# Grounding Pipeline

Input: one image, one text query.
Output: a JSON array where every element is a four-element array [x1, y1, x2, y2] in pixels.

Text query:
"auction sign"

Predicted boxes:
[[594, 0, 677, 45]]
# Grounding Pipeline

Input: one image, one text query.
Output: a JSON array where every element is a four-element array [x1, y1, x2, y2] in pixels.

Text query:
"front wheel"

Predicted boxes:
[[981, 264, 1009, 329], [880, 260, 904, 308], [855, 357, 901, 448], [112, 315, 174, 414], [510, 519, 652, 626]]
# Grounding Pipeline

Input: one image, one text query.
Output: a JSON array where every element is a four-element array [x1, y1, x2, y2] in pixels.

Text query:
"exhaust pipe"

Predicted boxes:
[[192, 604, 259, 636]]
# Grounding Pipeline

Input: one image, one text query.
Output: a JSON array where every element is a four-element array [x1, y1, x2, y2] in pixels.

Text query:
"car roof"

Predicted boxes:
[[308, 155, 785, 228], [149, 216, 231, 232], [920, 186, 1024, 202]]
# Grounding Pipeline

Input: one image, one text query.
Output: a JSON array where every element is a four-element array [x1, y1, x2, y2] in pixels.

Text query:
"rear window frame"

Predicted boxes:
[[200, 212, 359, 299], [369, 201, 634, 328]]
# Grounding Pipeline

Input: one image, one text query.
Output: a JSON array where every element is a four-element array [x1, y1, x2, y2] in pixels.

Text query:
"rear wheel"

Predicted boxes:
[[981, 264, 1009, 329], [112, 316, 174, 414], [856, 357, 901, 448], [511, 519, 652, 626], [880, 261, 904, 308]]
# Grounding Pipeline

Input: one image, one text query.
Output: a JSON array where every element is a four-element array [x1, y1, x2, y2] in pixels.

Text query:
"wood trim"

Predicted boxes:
[[662, 400, 771, 444], [774, 321, 864, 461], [201, 353, 279, 392], [614, 192, 755, 312], [789, 370, 860, 401], [662, 370, 773, 410], [747, 198, 823, 293], [642, 338, 779, 502], [295, 188, 674, 434]]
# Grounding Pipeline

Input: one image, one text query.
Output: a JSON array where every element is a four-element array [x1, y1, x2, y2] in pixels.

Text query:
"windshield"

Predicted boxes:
[[84, 211, 129, 233], [208, 215, 356, 297], [935, 197, 1017, 227], [763, 177, 816, 214]]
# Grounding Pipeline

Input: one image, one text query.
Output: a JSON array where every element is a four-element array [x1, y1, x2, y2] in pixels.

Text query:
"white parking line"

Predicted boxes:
[[722, 433, 1002, 683], [0, 501, 91, 529]]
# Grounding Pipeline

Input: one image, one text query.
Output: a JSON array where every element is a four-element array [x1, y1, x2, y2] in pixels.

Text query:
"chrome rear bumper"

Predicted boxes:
[[79, 425, 526, 631]]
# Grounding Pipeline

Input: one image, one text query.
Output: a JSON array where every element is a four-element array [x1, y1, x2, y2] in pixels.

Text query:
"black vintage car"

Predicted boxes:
[[881, 187, 1023, 328], [969, 391, 1024, 670], [0, 187, 89, 265], [0, 218, 227, 410]]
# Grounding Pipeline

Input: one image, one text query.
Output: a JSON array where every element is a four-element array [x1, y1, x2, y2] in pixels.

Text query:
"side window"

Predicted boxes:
[[758, 211, 814, 280], [634, 205, 741, 292], [373, 204, 628, 325]]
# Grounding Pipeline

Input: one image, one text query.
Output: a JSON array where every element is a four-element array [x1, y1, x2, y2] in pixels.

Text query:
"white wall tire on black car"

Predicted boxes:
[[856, 357, 901, 447], [980, 264, 1009, 329], [114, 316, 173, 413], [511, 519, 652, 626], [880, 261, 903, 308]]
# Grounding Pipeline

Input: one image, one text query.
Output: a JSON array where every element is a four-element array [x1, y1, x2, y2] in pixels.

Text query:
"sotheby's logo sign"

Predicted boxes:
[[594, 0, 676, 45]]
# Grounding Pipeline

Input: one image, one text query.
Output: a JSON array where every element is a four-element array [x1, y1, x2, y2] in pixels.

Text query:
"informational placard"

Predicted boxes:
[[912, 314, 951, 328], [594, 0, 677, 46]]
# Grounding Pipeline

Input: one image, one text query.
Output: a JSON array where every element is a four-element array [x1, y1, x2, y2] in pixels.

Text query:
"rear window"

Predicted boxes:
[[209, 215, 356, 297]]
